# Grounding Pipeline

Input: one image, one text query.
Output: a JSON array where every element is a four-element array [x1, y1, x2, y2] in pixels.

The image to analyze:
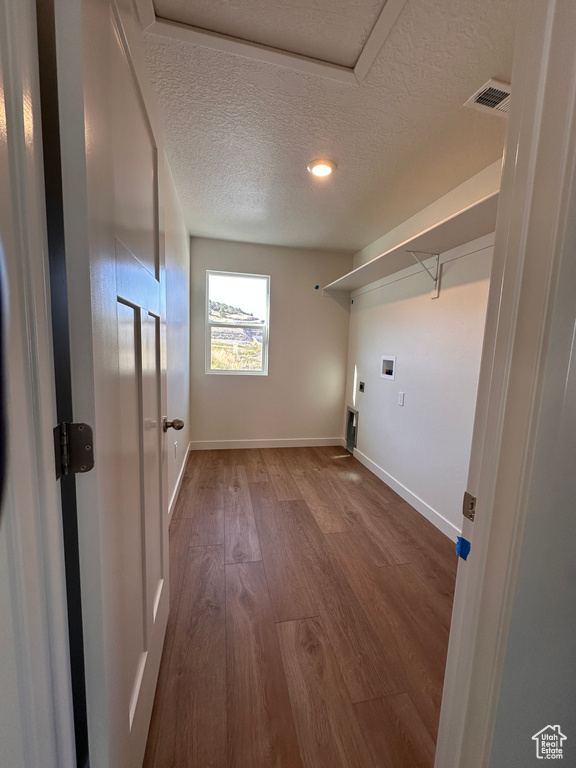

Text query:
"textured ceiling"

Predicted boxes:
[[153, 0, 386, 68], [143, 0, 519, 252]]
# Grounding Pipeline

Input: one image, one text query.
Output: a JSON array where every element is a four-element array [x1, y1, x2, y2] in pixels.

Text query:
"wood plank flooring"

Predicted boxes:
[[144, 447, 457, 768]]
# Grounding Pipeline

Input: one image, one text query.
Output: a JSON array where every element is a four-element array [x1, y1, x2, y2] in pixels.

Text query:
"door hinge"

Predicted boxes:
[[54, 422, 94, 480], [463, 491, 477, 522]]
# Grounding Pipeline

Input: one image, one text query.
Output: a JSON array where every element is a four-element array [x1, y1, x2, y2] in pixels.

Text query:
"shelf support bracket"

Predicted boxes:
[[407, 250, 441, 299]]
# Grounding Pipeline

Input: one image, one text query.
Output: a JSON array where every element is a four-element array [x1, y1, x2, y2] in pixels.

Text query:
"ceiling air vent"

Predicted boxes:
[[465, 79, 511, 117]]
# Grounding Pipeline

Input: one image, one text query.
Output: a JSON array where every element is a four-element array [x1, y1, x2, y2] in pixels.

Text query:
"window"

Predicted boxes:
[[206, 271, 270, 375]]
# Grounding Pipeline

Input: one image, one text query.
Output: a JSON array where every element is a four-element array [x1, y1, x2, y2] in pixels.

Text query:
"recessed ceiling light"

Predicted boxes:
[[307, 159, 336, 177]]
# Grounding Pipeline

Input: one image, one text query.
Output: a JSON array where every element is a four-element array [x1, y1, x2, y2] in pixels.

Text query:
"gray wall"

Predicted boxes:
[[190, 237, 353, 447], [489, 191, 576, 768]]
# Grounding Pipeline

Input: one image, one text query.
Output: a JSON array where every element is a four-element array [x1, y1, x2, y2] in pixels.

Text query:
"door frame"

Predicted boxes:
[[36, 0, 93, 760], [0, 0, 75, 765], [435, 1, 576, 764]]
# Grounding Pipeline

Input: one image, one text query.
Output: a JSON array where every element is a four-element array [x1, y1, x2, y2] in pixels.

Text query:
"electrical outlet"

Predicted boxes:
[[397, 392, 405, 407], [359, 381, 365, 393], [174, 441, 178, 459]]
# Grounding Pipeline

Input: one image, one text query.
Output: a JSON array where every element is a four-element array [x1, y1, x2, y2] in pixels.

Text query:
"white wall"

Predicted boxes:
[[190, 237, 353, 448], [164, 161, 191, 510], [345, 237, 493, 539], [489, 354, 576, 766]]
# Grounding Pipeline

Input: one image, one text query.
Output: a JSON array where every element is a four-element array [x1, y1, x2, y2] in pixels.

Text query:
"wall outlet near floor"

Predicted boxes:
[[359, 381, 365, 393], [397, 391, 405, 407]]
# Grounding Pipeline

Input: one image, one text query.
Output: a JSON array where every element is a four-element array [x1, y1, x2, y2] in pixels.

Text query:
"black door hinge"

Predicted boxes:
[[54, 422, 94, 480]]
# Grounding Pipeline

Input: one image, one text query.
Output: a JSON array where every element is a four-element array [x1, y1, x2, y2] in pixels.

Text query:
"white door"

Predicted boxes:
[[54, 1, 170, 765], [110, 16, 167, 761]]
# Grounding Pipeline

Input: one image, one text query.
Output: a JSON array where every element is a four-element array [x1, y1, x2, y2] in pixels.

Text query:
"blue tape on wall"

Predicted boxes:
[[456, 536, 471, 561]]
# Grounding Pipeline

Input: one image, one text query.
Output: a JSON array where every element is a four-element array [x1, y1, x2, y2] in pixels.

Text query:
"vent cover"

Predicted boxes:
[[465, 79, 511, 117]]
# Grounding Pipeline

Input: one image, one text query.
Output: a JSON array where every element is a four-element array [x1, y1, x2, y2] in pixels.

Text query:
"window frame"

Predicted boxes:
[[205, 270, 270, 376]]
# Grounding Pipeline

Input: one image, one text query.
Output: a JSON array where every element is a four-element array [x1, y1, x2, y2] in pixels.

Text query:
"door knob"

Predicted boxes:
[[163, 417, 185, 432]]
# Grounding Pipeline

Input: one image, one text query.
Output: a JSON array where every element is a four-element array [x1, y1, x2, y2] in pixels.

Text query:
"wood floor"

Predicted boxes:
[[143, 446, 457, 768]]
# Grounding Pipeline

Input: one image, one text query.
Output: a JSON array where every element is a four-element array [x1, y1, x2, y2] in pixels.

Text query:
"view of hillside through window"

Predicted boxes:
[[207, 271, 270, 374]]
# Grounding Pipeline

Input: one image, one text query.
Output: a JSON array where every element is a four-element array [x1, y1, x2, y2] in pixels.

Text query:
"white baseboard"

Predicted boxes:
[[189, 437, 345, 451], [353, 448, 461, 541], [168, 441, 191, 518]]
